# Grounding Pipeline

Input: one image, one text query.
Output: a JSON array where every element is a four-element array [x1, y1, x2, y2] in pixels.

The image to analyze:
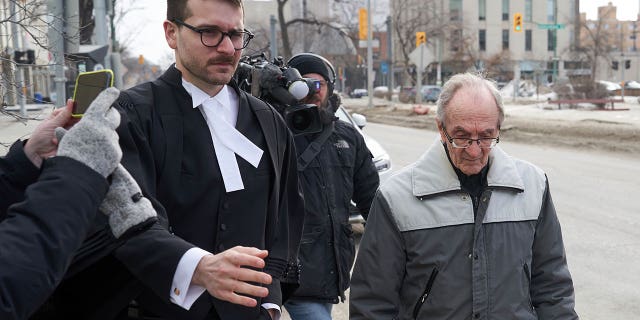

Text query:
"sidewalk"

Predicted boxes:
[[0, 103, 55, 155]]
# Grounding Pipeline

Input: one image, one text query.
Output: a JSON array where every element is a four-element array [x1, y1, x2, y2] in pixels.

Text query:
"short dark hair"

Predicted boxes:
[[167, 0, 243, 21]]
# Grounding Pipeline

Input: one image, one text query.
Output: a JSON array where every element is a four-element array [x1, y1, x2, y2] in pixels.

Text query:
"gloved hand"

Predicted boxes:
[[99, 164, 157, 238], [55, 87, 122, 178]]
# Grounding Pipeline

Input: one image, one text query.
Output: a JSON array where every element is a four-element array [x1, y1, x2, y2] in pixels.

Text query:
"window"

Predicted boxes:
[[502, 0, 510, 21], [503, 29, 509, 50], [547, 0, 556, 22], [548, 30, 555, 51], [450, 0, 462, 21], [525, 0, 532, 21], [525, 30, 532, 51], [451, 29, 462, 51], [479, 0, 486, 21], [479, 29, 486, 51]]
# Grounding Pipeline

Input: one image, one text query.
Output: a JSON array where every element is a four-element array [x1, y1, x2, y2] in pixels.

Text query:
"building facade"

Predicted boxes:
[[391, 0, 578, 86]]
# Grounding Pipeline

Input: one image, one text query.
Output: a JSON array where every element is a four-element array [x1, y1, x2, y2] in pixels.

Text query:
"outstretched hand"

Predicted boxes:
[[24, 99, 77, 168], [192, 246, 272, 307]]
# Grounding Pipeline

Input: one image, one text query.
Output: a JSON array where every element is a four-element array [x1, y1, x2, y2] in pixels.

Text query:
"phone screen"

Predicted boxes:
[[72, 70, 114, 117]]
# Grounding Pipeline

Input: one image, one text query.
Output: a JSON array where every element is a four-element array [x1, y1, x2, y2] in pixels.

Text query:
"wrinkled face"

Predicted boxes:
[[437, 87, 500, 176], [164, 0, 244, 95], [300, 73, 329, 109]]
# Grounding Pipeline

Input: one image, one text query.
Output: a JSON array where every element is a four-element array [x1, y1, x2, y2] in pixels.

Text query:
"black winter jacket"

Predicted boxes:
[[0, 142, 109, 319], [291, 119, 379, 303]]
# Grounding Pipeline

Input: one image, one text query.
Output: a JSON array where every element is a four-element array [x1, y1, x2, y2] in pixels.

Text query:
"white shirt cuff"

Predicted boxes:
[[169, 247, 210, 310], [262, 303, 281, 320]]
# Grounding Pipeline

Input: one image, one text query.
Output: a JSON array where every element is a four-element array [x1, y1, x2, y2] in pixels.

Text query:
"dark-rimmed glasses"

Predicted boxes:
[[172, 18, 254, 50], [442, 126, 499, 149]]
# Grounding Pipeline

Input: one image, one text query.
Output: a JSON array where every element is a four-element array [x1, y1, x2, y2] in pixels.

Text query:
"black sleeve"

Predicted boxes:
[[350, 128, 380, 220], [263, 109, 306, 305], [0, 140, 41, 219], [0, 156, 108, 319], [111, 95, 195, 300]]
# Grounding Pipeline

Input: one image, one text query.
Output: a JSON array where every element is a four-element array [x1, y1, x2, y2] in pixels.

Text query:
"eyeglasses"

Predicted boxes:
[[172, 18, 254, 50], [442, 127, 499, 149]]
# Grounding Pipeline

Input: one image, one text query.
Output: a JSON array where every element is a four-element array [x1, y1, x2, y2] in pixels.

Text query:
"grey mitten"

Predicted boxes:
[[99, 164, 157, 238], [56, 87, 122, 177]]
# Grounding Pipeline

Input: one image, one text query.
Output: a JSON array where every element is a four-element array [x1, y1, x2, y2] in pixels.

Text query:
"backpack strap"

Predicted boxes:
[[296, 122, 333, 171]]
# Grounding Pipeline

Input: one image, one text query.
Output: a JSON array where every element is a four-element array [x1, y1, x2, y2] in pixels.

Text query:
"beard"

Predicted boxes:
[[318, 95, 337, 124]]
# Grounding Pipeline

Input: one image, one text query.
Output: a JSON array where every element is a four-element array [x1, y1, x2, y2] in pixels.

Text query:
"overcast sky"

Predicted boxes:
[[118, 0, 640, 68]]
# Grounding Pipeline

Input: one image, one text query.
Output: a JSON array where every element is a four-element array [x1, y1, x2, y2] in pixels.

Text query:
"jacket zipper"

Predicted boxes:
[[523, 263, 534, 311], [412, 268, 439, 319]]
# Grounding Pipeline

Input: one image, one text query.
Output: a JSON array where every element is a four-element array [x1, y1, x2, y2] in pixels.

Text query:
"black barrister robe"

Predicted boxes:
[[35, 65, 305, 320]]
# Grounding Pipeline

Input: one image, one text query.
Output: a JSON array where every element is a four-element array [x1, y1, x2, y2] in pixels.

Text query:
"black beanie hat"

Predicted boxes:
[[287, 54, 334, 84]]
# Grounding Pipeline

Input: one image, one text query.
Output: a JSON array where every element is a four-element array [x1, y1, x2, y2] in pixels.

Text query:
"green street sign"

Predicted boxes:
[[538, 23, 565, 30]]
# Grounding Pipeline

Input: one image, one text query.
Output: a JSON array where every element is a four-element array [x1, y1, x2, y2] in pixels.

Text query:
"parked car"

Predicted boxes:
[[399, 85, 441, 103], [335, 106, 392, 228], [349, 88, 368, 98], [422, 86, 442, 102]]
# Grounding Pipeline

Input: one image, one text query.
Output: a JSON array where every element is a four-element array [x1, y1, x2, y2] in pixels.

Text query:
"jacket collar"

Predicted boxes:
[[412, 138, 525, 197]]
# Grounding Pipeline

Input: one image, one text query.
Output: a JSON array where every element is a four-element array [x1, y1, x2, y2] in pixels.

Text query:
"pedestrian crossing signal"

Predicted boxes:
[[416, 32, 426, 47], [513, 13, 523, 32]]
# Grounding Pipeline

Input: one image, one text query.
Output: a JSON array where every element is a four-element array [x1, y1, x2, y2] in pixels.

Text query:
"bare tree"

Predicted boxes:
[[391, 0, 452, 85], [275, 0, 352, 58], [1, 0, 59, 107], [576, 12, 617, 85]]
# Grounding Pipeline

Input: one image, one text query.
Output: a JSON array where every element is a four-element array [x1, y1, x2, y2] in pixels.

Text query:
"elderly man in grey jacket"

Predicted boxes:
[[350, 73, 578, 320]]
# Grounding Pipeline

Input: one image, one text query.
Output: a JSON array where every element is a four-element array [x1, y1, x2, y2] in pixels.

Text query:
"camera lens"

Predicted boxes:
[[290, 109, 313, 131]]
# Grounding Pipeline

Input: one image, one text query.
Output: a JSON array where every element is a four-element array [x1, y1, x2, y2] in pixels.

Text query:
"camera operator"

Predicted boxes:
[[284, 53, 380, 320]]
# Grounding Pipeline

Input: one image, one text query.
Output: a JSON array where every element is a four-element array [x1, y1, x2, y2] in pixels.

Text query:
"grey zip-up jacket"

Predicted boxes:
[[350, 140, 578, 320]]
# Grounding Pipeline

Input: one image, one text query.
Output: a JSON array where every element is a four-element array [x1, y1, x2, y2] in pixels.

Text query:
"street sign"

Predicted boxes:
[[537, 23, 565, 30], [380, 62, 388, 75], [409, 43, 433, 68], [359, 8, 368, 40]]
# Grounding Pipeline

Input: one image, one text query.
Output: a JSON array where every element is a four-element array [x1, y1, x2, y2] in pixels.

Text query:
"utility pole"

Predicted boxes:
[[437, 0, 444, 86], [366, 0, 373, 109], [10, 0, 26, 116], [48, 0, 66, 105], [95, 0, 109, 69], [552, 0, 558, 81], [64, 0, 79, 55], [302, 0, 308, 52], [386, 15, 393, 101], [270, 15, 278, 59], [108, 0, 123, 88]]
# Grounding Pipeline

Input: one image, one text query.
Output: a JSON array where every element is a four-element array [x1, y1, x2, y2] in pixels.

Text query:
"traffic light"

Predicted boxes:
[[358, 8, 368, 40], [625, 59, 631, 69], [513, 13, 523, 32], [612, 61, 619, 70], [416, 32, 426, 47]]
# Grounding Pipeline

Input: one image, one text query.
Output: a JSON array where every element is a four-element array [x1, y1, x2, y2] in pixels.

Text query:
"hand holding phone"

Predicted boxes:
[[72, 69, 114, 117]]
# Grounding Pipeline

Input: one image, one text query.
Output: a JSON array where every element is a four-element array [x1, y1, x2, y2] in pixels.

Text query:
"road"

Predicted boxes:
[[283, 122, 640, 320]]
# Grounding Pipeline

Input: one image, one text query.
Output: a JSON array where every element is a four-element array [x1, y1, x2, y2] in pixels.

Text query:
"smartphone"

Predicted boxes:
[[72, 69, 114, 117]]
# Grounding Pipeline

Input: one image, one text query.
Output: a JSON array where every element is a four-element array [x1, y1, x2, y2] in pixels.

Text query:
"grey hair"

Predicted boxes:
[[435, 72, 504, 128]]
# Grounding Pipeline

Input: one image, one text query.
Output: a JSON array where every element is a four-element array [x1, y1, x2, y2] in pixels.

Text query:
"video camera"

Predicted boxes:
[[235, 53, 323, 135]]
